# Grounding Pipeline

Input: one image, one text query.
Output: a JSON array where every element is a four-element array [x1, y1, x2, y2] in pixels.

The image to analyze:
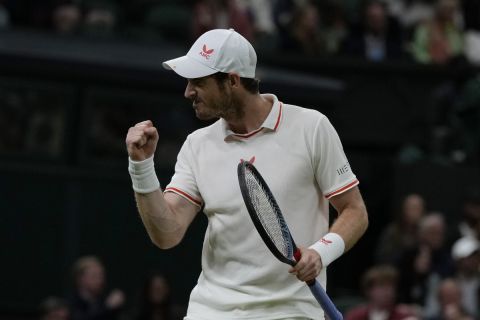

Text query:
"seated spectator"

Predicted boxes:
[[375, 194, 427, 264], [410, 0, 464, 65], [82, 2, 117, 37], [68, 256, 125, 320], [132, 272, 184, 320], [192, 0, 253, 41], [451, 236, 480, 317], [279, 2, 326, 56], [40, 296, 70, 320], [240, 0, 276, 38], [397, 213, 454, 318], [455, 188, 480, 240], [341, 0, 404, 62], [385, 0, 436, 32], [345, 265, 418, 320], [320, 1, 349, 55], [239, 0, 278, 52], [52, 3, 81, 35], [463, 0, 480, 65], [428, 278, 474, 320]]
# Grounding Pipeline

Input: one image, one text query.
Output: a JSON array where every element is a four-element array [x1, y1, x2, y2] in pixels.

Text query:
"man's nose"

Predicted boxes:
[[184, 82, 195, 99]]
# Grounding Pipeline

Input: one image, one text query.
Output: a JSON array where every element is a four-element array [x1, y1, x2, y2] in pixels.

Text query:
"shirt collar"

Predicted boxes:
[[221, 94, 283, 141]]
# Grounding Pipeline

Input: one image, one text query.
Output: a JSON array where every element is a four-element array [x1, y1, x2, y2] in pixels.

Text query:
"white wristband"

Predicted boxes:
[[128, 156, 160, 194], [309, 232, 345, 268]]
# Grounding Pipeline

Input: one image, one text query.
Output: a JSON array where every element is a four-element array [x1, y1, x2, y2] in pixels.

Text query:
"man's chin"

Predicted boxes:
[[195, 110, 218, 121]]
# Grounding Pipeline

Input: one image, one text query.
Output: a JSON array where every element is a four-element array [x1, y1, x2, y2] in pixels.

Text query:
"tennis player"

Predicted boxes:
[[126, 28, 368, 320]]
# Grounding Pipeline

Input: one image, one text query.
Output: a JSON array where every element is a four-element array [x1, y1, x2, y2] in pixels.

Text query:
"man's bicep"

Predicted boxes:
[[327, 186, 368, 251], [164, 191, 201, 229], [328, 186, 365, 214]]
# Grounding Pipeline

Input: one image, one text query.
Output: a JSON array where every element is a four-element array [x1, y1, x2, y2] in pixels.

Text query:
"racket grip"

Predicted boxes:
[[307, 280, 343, 320], [293, 249, 342, 320]]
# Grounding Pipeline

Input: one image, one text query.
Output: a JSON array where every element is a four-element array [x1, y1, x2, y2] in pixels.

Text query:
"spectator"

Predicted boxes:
[[280, 2, 326, 56], [451, 236, 480, 317], [341, 0, 404, 62], [410, 0, 464, 65], [192, 0, 254, 41], [52, 3, 81, 35], [385, 0, 436, 32], [375, 194, 427, 264], [345, 265, 419, 320], [320, 1, 349, 55], [69, 256, 125, 320], [397, 213, 454, 318], [40, 297, 70, 320], [132, 272, 184, 320], [428, 278, 474, 320], [238, 0, 278, 52], [462, 0, 480, 65], [239, 0, 276, 38], [82, 2, 117, 37], [455, 188, 480, 240]]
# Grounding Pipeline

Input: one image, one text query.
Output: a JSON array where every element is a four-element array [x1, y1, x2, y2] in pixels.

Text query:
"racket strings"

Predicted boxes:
[[245, 169, 291, 258]]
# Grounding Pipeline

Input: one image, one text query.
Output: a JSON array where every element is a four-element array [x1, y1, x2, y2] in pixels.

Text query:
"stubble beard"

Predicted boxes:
[[218, 92, 244, 121], [196, 88, 244, 121]]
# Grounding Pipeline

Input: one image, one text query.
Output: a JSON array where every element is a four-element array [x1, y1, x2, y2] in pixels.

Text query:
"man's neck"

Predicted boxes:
[[225, 94, 273, 134]]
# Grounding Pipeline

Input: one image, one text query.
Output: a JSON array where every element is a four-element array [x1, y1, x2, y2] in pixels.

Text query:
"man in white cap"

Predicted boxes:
[[451, 236, 480, 317], [125, 28, 369, 319]]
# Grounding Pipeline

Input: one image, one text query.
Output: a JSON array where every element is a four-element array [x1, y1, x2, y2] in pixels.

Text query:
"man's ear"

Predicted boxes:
[[228, 73, 241, 88]]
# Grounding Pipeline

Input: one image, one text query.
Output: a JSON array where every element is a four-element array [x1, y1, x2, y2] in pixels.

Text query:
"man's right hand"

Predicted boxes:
[[125, 120, 159, 161]]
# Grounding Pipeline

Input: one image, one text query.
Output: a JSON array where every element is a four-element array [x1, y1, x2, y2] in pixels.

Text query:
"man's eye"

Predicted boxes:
[[190, 77, 209, 86]]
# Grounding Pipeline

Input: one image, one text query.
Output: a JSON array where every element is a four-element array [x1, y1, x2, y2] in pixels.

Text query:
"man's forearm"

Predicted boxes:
[[330, 202, 369, 251], [135, 190, 184, 249]]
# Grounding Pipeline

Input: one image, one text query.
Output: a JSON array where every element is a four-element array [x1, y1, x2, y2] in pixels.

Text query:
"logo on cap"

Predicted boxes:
[[200, 44, 214, 60]]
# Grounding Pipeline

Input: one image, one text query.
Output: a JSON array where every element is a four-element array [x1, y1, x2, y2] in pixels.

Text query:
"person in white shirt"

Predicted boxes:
[[125, 28, 369, 320]]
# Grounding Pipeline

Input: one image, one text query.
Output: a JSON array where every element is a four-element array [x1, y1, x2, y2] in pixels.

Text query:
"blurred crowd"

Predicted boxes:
[[40, 256, 186, 320], [0, 0, 480, 65], [36, 189, 480, 320], [345, 189, 480, 320]]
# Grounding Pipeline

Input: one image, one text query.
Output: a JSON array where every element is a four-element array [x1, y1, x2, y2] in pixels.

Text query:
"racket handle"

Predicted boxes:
[[307, 280, 343, 320], [293, 249, 342, 320]]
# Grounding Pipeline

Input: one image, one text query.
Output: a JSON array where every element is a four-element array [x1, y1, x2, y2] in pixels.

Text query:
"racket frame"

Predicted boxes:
[[238, 161, 298, 266], [237, 161, 343, 320]]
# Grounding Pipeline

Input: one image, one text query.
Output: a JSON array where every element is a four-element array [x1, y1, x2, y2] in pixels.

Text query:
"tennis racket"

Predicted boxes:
[[237, 161, 343, 320]]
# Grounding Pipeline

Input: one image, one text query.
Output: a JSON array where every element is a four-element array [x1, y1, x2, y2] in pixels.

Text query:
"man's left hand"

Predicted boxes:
[[288, 247, 323, 282]]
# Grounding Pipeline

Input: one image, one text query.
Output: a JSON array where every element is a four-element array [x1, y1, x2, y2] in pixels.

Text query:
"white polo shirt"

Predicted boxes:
[[165, 94, 358, 320]]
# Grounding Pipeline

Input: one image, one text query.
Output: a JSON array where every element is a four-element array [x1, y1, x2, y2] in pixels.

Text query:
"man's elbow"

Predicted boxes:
[[149, 233, 183, 250], [358, 204, 369, 234]]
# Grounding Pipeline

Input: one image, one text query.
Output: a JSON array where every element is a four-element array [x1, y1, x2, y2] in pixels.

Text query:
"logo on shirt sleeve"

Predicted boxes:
[[336, 162, 351, 176]]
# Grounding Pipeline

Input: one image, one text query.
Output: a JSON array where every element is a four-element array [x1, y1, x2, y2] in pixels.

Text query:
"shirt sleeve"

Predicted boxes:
[[313, 115, 359, 199], [164, 136, 203, 207]]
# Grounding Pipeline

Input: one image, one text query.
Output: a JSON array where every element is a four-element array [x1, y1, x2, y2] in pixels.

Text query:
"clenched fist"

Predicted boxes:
[[125, 120, 159, 161]]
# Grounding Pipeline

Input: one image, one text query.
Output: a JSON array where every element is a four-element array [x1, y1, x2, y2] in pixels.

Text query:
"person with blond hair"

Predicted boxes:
[[69, 256, 125, 320], [345, 265, 418, 320]]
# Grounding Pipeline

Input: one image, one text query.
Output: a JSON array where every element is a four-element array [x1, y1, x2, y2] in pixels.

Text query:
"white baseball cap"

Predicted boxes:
[[452, 236, 480, 260], [162, 28, 257, 79]]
